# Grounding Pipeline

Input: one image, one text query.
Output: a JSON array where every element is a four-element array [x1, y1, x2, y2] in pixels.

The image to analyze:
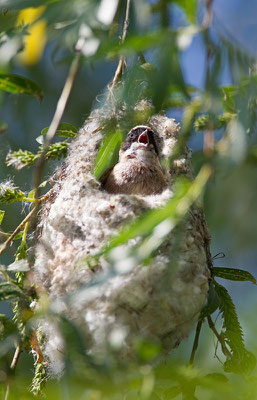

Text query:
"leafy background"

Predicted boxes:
[[0, 0, 257, 398]]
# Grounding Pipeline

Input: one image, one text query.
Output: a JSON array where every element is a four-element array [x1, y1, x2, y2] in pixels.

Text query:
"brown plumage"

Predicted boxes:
[[102, 126, 167, 195]]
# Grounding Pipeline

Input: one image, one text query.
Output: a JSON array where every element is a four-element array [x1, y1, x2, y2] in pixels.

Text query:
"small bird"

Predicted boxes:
[[102, 126, 167, 195]]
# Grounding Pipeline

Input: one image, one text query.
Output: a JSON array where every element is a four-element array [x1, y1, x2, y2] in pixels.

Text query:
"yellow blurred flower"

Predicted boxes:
[[17, 7, 47, 66]]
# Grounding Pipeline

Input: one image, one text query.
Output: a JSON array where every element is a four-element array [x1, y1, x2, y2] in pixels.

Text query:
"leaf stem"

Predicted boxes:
[[189, 319, 203, 364], [207, 315, 232, 358]]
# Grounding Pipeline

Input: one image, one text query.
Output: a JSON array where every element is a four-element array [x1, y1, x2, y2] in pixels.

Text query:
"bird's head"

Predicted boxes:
[[120, 126, 159, 161]]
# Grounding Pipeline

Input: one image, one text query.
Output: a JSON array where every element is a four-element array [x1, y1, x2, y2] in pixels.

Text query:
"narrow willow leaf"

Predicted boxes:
[[104, 165, 212, 253], [221, 85, 237, 112], [36, 135, 45, 144], [100, 31, 167, 59], [15, 241, 28, 261], [0, 73, 43, 101], [171, 0, 197, 23], [0, 210, 4, 225], [213, 267, 256, 284], [200, 281, 220, 318], [94, 130, 123, 180], [41, 122, 78, 138], [214, 281, 256, 374], [0, 282, 23, 300]]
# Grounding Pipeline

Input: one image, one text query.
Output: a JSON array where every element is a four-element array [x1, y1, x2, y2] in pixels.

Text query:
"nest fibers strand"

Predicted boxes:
[[34, 106, 211, 374]]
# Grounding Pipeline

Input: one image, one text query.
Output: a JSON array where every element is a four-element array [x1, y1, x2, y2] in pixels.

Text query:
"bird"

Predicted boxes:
[[102, 125, 167, 195]]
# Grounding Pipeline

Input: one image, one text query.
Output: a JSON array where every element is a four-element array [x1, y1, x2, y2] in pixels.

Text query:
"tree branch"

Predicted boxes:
[[189, 319, 203, 364], [109, 0, 131, 88], [5, 345, 21, 400]]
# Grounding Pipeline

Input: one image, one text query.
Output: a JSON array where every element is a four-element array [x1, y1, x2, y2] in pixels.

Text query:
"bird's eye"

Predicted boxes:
[[129, 132, 135, 138]]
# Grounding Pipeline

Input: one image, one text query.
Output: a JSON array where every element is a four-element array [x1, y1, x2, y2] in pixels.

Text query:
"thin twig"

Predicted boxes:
[[189, 319, 203, 364], [5, 345, 22, 400], [33, 52, 82, 201], [109, 0, 131, 88], [207, 315, 231, 358], [0, 205, 37, 258], [30, 34, 87, 238], [10, 344, 21, 370], [202, 0, 214, 30], [202, 0, 215, 156], [0, 189, 53, 260]]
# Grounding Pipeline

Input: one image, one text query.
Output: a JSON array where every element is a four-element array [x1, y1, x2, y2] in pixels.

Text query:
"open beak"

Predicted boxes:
[[138, 130, 149, 147]]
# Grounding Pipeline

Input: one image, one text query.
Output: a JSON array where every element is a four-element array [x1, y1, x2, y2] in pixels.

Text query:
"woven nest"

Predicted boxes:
[[34, 102, 211, 374]]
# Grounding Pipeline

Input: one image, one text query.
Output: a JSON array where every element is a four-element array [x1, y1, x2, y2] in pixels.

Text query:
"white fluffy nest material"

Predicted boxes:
[[34, 107, 211, 373]]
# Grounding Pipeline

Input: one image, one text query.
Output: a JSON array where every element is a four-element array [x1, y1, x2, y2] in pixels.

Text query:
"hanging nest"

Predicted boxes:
[[34, 100, 211, 375]]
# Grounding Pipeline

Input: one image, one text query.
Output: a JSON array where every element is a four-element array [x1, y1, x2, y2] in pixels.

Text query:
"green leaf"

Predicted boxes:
[[170, 0, 197, 23], [221, 85, 237, 112], [214, 281, 256, 375], [200, 281, 220, 318], [41, 122, 78, 138], [0, 210, 4, 225], [94, 129, 123, 180], [101, 31, 167, 59], [0, 282, 23, 300], [0, 73, 43, 101], [0, 121, 8, 134], [104, 165, 211, 254], [213, 267, 256, 284]]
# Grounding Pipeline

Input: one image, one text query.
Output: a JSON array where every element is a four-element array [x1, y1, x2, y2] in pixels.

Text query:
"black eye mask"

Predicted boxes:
[[121, 126, 159, 155]]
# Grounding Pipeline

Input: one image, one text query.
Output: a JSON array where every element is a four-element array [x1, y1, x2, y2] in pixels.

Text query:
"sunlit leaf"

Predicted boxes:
[[0, 210, 4, 225], [213, 267, 256, 284], [0, 73, 43, 101], [94, 129, 122, 180], [100, 31, 167, 59], [97, 0, 119, 25], [104, 165, 212, 253], [221, 85, 237, 112], [170, 0, 197, 23], [177, 25, 199, 50], [41, 122, 78, 138], [17, 6, 47, 66]]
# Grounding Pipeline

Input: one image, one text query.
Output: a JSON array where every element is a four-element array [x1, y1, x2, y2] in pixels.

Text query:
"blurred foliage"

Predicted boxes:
[[0, 0, 257, 399]]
